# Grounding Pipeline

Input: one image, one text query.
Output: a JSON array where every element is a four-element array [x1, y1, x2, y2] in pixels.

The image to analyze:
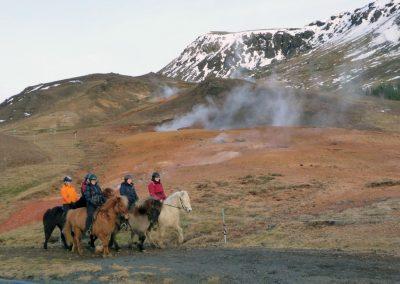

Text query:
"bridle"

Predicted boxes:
[[163, 195, 189, 211]]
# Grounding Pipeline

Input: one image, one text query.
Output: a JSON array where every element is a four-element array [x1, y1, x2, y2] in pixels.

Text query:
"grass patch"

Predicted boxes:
[[366, 179, 400, 188], [238, 174, 276, 185], [0, 180, 41, 199]]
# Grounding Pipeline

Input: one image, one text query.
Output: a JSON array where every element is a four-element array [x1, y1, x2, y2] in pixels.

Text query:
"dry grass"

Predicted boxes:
[[0, 255, 101, 280]]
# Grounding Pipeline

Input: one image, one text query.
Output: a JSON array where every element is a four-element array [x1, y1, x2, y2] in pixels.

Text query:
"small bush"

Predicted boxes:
[[365, 83, 400, 100]]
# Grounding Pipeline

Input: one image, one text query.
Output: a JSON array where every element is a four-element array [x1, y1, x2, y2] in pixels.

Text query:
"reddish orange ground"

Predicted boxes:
[[1, 126, 400, 253], [0, 198, 60, 234]]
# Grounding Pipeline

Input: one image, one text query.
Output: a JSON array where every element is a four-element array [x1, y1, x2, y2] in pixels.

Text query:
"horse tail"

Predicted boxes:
[[63, 211, 73, 246], [43, 208, 51, 223]]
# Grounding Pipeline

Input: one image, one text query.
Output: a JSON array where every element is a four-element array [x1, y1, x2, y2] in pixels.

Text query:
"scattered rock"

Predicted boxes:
[[306, 220, 336, 227]]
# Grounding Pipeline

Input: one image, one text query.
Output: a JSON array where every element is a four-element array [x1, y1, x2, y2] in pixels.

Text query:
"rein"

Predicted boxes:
[[163, 196, 186, 210]]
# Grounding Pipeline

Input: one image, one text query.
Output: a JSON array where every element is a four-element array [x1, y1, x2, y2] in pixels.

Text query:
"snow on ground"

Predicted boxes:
[[26, 85, 43, 94], [41, 83, 60, 90], [23, 112, 31, 117], [69, 80, 82, 84], [351, 50, 377, 61], [388, 75, 400, 81], [0, 120, 5, 123]]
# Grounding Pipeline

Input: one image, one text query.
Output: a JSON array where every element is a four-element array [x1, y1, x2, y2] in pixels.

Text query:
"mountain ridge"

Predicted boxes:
[[159, 0, 400, 85]]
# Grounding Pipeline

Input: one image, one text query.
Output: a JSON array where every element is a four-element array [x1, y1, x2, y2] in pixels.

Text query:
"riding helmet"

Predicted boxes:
[[124, 174, 133, 181], [151, 172, 160, 181], [63, 176, 72, 183], [88, 174, 97, 181]]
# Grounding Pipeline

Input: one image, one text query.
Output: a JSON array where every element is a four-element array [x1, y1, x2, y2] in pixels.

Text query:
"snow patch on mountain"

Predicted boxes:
[[160, 0, 400, 83]]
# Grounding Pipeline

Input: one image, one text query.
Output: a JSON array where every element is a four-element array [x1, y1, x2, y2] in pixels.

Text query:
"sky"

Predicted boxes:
[[0, 0, 371, 102]]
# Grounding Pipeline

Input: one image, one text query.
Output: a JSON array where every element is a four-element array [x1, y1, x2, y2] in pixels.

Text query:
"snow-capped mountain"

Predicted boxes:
[[160, 0, 400, 85]]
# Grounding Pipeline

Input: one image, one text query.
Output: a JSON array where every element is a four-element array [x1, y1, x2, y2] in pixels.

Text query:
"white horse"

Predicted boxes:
[[150, 191, 192, 248]]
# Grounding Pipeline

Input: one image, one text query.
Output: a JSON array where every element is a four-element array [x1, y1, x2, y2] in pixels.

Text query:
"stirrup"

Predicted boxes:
[[120, 222, 128, 231]]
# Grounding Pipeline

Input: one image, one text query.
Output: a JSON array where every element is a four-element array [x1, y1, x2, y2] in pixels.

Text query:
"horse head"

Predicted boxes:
[[103, 187, 117, 199], [179, 191, 192, 213], [111, 196, 129, 219]]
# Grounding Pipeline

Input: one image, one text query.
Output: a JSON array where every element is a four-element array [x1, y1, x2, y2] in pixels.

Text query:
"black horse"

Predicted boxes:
[[43, 205, 69, 249]]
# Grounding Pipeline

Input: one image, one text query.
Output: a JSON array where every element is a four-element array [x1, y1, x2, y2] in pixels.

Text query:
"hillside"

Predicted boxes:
[[0, 72, 191, 128]]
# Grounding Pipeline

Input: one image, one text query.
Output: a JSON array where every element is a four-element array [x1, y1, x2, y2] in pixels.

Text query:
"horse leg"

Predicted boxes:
[[145, 229, 155, 247], [89, 235, 96, 249], [71, 227, 78, 253], [74, 227, 83, 256], [109, 232, 120, 251], [57, 224, 69, 249], [129, 230, 136, 249], [176, 225, 184, 245], [99, 234, 110, 257], [43, 221, 56, 250], [157, 225, 166, 249], [137, 233, 146, 252]]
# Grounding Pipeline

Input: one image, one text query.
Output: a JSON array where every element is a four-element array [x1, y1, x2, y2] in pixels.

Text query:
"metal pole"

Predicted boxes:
[[222, 208, 227, 244]]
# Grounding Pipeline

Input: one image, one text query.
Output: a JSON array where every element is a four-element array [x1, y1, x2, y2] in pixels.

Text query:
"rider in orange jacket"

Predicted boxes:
[[60, 176, 78, 204]]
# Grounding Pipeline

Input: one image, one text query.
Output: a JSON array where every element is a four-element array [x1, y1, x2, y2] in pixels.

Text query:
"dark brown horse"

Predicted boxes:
[[128, 197, 163, 251]]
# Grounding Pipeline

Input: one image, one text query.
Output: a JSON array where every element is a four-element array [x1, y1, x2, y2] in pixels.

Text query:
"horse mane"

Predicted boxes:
[[133, 197, 162, 216], [165, 191, 181, 202], [164, 191, 185, 205], [98, 196, 119, 213], [103, 187, 117, 199]]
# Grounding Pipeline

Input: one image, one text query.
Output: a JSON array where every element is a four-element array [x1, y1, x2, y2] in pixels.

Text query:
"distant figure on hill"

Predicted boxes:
[[148, 172, 167, 201]]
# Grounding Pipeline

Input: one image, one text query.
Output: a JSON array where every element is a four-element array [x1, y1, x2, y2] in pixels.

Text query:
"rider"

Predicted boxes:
[[84, 174, 105, 235], [81, 173, 91, 196], [60, 176, 78, 209], [119, 174, 138, 209], [148, 172, 167, 201], [73, 173, 91, 208]]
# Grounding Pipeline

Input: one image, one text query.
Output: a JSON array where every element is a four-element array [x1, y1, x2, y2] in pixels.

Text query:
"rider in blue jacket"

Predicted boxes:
[[84, 174, 105, 235], [119, 174, 138, 209]]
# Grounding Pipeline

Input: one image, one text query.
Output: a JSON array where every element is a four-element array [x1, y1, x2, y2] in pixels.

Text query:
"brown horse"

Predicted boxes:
[[64, 195, 128, 257]]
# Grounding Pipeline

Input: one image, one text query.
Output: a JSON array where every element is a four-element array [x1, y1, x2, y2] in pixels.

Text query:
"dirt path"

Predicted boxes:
[[0, 247, 399, 283]]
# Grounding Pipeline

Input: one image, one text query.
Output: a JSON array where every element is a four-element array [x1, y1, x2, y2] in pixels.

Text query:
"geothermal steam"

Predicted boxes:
[[156, 81, 302, 131]]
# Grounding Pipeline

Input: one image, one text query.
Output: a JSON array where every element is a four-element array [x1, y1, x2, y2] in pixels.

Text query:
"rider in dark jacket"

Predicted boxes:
[[119, 174, 138, 209], [71, 173, 91, 209], [84, 174, 105, 235]]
